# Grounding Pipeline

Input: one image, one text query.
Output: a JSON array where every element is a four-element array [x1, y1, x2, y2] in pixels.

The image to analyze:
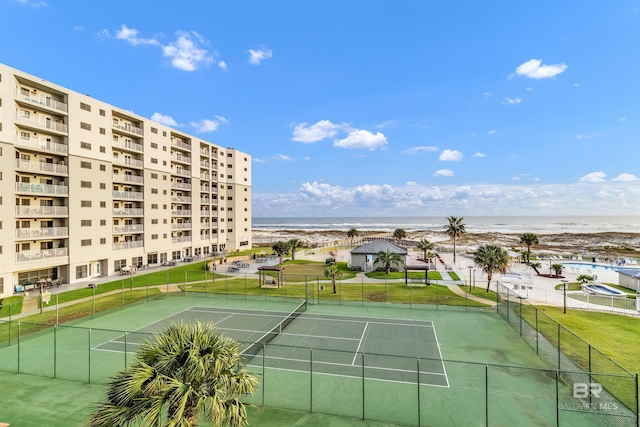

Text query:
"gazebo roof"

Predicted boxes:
[[257, 266, 285, 271], [350, 240, 408, 255]]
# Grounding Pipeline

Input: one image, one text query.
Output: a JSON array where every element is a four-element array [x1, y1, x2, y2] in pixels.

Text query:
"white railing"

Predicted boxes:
[[200, 210, 210, 216], [171, 181, 192, 190], [200, 174, 209, 180], [172, 236, 192, 244], [200, 149, 209, 156], [200, 198, 210, 204], [15, 182, 68, 195], [113, 240, 144, 251], [210, 187, 218, 194], [113, 123, 143, 136], [15, 159, 68, 175], [16, 247, 68, 262], [200, 186, 210, 192], [171, 196, 192, 203], [172, 223, 192, 230], [113, 191, 144, 200], [16, 206, 68, 216], [171, 210, 192, 217], [16, 227, 68, 239], [113, 157, 144, 168], [113, 208, 144, 216], [17, 116, 67, 133], [113, 139, 143, 152], [200, 160, 209, 167], [171, 139, 191, 151], [171, 154, 192, 163], [200, 234, 210, 240], [112, 173, 144, 184], [113, 225, 144, 233], [20, 95, 68, 113], [15, 136, 68, 154], [211, 163, 218, 171], [173, 169, 191, 177]]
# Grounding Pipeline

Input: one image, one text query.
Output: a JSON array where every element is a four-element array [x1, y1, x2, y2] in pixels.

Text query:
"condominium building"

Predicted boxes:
[[0, 63, 252, 297]]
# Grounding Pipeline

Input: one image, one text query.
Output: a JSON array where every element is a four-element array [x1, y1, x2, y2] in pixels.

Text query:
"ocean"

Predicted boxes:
[[253, 216, 639, 235]]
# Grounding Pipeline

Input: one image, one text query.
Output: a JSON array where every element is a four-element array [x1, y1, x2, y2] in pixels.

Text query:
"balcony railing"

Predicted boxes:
[[170, 139, 191, 151], [17, 116, 67, 133], [113, 240, 144, 251], [113, 139, 143, 152], [16, 182, 68, 195], [200, 234, 210, 240], [16, 227, 69, 240], [171, 181, 192, 190], [16, 206, 68, 217], [15, 136, 68, 154], [113, 122, 143, 136], [112, 173, 144, 184], [173, 169, 191, 178], [113, 157, 144, 168], [200, 210, 210, 216], [171, 236, 192, 244], [113, 191, 144, 200], [113, 208, 144, 216], [200, 198, 210, 204], [171, 154, 192, 164], [171, 223, 192, 230], [16, 247, 68, 263], [15, 159, 68, 175], [200, 149, 209, 156], [200, 186, 210, 192], [20, 95, 68, 113], [200, 160, 209, 167], [171, 210, 192, 217], [113, 225, 144, 234], [171, 196, 192, 203]]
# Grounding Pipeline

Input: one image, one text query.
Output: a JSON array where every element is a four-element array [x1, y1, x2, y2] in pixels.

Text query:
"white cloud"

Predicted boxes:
[[115, 25, 160, 46], [276, 154, 294, 161], [488, 129, 496, 135], [483, 92, 491, 98], [619, 117, 626, 122], [248, 46, 273, 65], [333, 130, 388, 150], [374, 120, 398, 129], [151, 112, 178, 126], [433, 169, 454, 177], [403, 146, 438, 155], [406, 181, 419, 186], [292, 120, 349, 143], [612, 173, 639, 182], [573, 83, 579, 87], [218, 61, 227, 70], [579, 172, 606, 182], [504, 97, 522, 105], [162, 31, 214, 71], [439, 149, 463, 161], [472, 152, 486, 158], [513, 59, 568, 79], [74, 26, 85, 31], [190, 117, 227, 133], [525, 87, 533, 91]]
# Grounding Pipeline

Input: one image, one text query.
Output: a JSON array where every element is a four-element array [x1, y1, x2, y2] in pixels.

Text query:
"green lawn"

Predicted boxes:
[[366, 271, 443, 280], [457, 285, 501, 303], [0, 296, 23, 317]]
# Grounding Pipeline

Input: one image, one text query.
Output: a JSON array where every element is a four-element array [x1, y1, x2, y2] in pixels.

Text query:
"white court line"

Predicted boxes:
[[352, 322, 369, 365], [188, 308, 290, 320], [296, 315, 434, 328], [431, 324, 450, 388]]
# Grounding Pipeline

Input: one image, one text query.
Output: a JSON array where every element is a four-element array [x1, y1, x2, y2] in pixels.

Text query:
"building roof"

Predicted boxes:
[[617, 268, 640, 278], [350, 240, 408, 255]]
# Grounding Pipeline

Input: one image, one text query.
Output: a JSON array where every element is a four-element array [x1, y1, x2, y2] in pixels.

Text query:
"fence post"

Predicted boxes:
[[557, 324, 561, 370], [519, 296, 523, 336], [92, 286, 96, 319], [88, 328, 92, 383], [485, 365, 489, 426], [436, 282, 438, 310], [635, 372, 638, 426], [535, 309, 539, 354], [417, 358, 421, 427], [8, 304, 12, 346], [53, 325, 57, 378], [262, 343, 266, 406], [310, 348, 313, 413], [17, 322, 21, 374], [555, 371, 560, 427], [362, 352, 365, 420]]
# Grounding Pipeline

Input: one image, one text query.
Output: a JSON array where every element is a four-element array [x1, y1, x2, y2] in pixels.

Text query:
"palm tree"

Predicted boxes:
[[551, 263, 564, 278], [324, 263, 340, 294], [416, 238, 434, 263], [529, 262, 542, 276], [519, 233, 539, 263], [287, 238, 303, 261], [374, 250, 405, 274], [272, 241, 289, 265], [393, 228, 407, 240], [445, 216, 466, 264], [88, 321, 258, 427], [346, 227, 359, 244], [473, 244, 509, 292]]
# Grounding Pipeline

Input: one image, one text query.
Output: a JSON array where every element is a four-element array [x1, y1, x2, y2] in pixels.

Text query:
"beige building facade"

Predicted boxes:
[[0, 63, 252, 296]]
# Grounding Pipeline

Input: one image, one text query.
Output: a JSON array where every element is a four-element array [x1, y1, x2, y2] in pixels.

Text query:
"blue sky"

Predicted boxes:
[[2, 0, 638, 217]]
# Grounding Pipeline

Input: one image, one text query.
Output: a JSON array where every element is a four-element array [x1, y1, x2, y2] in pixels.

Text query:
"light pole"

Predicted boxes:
[[473, 269, 476, 290], [468, 266, 473, 292], [561, 279, 568, 314]]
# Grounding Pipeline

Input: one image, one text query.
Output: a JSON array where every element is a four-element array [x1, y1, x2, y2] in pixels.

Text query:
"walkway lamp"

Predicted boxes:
[[561, 279, 568, 314]]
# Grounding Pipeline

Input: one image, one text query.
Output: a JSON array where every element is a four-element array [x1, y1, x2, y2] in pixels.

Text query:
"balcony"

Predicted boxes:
[[113, 208, 144, 216], [171, 196, 192, 203], [113, 224, 144, 234], [16, 247, 68, 263], [200, 234, 210, 241], [171, 181, 192, 190], [16, 227, 69, 240], [113, 139, 143, 153], [171, 210, 192, 217], [200, 149, 209, 156], [172, 236, 192, 244], [113, 122, 143, 137], [173, 169, 191, 178], [16, 206, 68, 217], [200, 210, 210, 216], [171, 223, 192, 230], [113, 157, 144, 168], [201, 198, 210, 204], [200, 160, 209, 168], [17, 116, 67, 134], [171, 154, 192, 164], [18, 94, 68, 113], [210, 187, 218, 194], [16, 182, 69, 196], [15, 135, 68, 154], [112, 173, 144, 184], [113, 240, 144, 251], [113, 191, 144, 200], [15, 159, 68, 175], [200, 185, 210, 192], [170, 139, 191, 151]]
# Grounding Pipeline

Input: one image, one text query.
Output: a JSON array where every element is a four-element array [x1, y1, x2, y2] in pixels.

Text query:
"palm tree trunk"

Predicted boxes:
[[453, 237, 457, 263], [486, 272, 492, 292], [332, 277, 336, 294]]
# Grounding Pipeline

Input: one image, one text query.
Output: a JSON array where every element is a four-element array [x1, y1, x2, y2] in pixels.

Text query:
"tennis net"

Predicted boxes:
[[241, 299, 307, 361]]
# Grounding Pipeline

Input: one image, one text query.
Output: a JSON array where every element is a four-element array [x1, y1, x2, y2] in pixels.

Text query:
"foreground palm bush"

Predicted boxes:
[[87, 321, 258, 427]]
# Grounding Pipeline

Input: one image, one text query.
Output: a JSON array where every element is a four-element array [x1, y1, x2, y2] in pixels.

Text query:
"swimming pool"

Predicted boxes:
[[584, 283, 627, 296], [561, 262, 637, 272]]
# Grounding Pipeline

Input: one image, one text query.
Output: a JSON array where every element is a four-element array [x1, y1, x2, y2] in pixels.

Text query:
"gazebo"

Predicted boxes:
[[350, 240, 408, 272], [403, 264, 430, 286], [257, 265, 285, 288]]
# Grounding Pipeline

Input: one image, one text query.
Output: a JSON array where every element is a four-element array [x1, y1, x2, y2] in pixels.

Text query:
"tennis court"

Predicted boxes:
[[92, 301, 449, 387]]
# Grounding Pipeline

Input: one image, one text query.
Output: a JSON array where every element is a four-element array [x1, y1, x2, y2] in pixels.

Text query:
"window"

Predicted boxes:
[[81, 239, 92, 247], [151, 142, 158, 148], [228, 164, 232, 168], [99, 146, 106, 153], [163, 219, 168, 224], [80, 102, 91, 112], [100, 238, 106, 244], [163, 175, 167, 180], [151, 158, 158, 164], [114, 259, 126, 271], [100, 201, 106, 208], [151, 188, 158, 194], [151, 204, 158, 209], [76, 265, 88, 279], [151, 127, 158, 134], [162, 160, 167, 166], [99, 164, 106, 171], [81, 220, 92, 226], [227, 153, 233, 158], [163, 131, 167, 137], [164, 233, 168, 239], [81, 142, 91, 150], [227, 175, 232, 179], [100, 219, 106, 226], [80, 161, 92, 169], [21, 131, 30, 140], [152, 234, 158, 240], [81, 181, 92, 188], [81, 200, 92, 207], [99, 109, 105, 116], [227, 207, 233, 211], [100, 183, 106, 190], [20, 109, 30, 119], [163, 204, 167, 209], [228, 229, 233, 233], [80, 122, 91, 131], [227, 185, 233, 189], [21, 87, 30, 96], [151, 219, 158, 224], [227, 196, 233, 201], [163, 189, 167, 195], [99, 128, 105, 135], [163, 146, 167, 151], [151, 173, 158, 179]]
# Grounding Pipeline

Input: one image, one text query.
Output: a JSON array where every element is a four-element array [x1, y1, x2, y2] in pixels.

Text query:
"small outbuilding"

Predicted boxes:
[[350, 240, 408, 272], [617, 268, 640, 292]]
